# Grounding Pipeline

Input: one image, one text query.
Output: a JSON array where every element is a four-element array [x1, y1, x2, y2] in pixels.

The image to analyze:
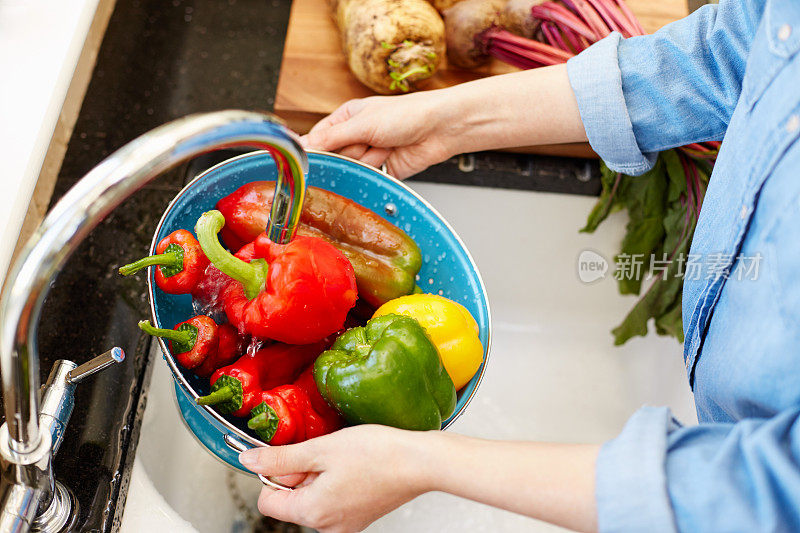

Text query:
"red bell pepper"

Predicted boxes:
[[247, 386, 301, 445], [119, 229, 209, 294], [139, 316, 218, 369], [246, 385, 314, 444], [190, 243, 256, 317], [193, 323, 242, 378], [194, 210, 358, 344], [195, 341, 325, 417], [293, 366, 343, 436], [216, 181, 423, 307], [247, 366, 344, 445]]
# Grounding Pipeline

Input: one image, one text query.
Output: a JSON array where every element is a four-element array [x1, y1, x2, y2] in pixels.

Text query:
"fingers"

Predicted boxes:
[[239, 442, 317, 476], [271, 472, 309, 487], [384, 152, 420, 180], [359, 147, 391, 169], [311, 98, 366, 133], [257, 487, 305, 524], [322, 143, 389, 172], [306, 121, 369, 152], [256, 473, 320, 524], [337, 143, 370, 160], [303, 99, 372, 151]]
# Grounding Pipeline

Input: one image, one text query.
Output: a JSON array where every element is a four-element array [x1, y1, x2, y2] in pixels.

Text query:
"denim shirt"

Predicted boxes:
[[566, 0, 800, 530]]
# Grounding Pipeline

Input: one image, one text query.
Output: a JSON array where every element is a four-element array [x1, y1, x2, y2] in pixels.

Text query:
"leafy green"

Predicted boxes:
[[615, 162, 668, 294], [581, 163, 622, 233], [582, 149, 710, 345]]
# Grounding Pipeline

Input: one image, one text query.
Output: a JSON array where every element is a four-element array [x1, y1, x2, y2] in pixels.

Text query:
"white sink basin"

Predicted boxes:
[[121, 181, 696, 532]]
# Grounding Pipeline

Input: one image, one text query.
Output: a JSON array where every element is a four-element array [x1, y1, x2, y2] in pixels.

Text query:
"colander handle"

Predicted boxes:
[[223, 434, 294, 491]]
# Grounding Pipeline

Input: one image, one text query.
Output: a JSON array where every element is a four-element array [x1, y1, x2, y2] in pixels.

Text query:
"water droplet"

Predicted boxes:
[[428, 278, 434, 285], [415, 274, 420, 281], [384, 203, 397, 216], [438, 289, 444, 295]]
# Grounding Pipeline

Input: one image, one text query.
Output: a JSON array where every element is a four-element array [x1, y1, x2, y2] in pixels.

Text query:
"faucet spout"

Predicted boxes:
[[0, 111, 308, 532]]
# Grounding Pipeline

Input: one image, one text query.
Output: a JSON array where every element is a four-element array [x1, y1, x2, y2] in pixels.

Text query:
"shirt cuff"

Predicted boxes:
[[596, 406, 679, 532], [566, 33, 658, 175]]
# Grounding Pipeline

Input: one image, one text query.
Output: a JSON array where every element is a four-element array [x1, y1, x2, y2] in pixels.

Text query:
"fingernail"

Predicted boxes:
[[239, 449, 259, 467]]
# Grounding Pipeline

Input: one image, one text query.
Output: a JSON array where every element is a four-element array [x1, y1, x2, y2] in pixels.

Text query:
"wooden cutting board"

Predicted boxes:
[[274, 0, 689, 158]]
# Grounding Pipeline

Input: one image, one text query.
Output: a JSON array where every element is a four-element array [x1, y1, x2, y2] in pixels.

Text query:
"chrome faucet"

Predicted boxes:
[[0, 111, 308, 532]]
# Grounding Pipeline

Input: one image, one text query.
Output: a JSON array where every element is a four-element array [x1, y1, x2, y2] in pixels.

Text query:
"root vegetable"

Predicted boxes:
[[501, 0, 545, 38], [443, 0, 507, 68], [331, 0, 445, 94], [427, 0, 462, 12]]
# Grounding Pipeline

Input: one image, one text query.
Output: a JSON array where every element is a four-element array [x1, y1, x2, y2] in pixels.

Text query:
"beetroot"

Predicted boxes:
[[501, 0, 545, 38], [443, 0, 507, 68]]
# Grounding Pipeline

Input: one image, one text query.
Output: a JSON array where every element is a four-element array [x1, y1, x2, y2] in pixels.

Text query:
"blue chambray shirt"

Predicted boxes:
[[566, 0, 800, 531]]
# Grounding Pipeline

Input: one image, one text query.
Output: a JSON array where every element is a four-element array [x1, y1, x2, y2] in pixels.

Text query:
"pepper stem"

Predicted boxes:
[[119, 251, 182, 276], [247, 412, 271, 430], [196, 386, 236, 406], [247, 402, 280, 442], [138, 320, 194, 345], [195, 210, 268, 300]]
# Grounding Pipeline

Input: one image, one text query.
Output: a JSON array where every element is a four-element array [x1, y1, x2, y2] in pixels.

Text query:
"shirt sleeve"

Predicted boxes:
[[597, 405, 800, 532], [565, 0, 762, 175]]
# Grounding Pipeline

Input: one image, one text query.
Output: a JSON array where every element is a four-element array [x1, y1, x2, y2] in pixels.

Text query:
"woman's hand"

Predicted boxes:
[[239, 425, 435, 532], [240, 424, 600, 533], [301, 64, 588, 180], [301, 91, 459, 179]]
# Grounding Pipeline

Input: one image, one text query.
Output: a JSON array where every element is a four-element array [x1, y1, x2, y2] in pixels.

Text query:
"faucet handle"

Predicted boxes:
[[66, 347, 125, 384], [38, 348, 125, 456]]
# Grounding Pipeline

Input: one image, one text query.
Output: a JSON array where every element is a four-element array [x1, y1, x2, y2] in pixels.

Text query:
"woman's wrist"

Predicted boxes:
[[403, 432, 600, 532], [426, 65, 588, 157], [396, 429, 458, 495], [410, 85, 475, 160]]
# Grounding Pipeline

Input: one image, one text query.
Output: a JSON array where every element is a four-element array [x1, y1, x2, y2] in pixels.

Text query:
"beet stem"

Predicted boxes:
[[542, 22, 571, 52], [531, 3, 597, 40], [570, 0, 612, 38], [613, 0, 645, 34], [585, 0, 624, 35], [487, 28, 573, 61], [562, 27, 588, 53]]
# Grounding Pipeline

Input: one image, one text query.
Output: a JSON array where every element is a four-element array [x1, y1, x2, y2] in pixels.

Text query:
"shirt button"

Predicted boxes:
[[787, 114, 800, 134], [740, 205, 749, 219], [778, 24, 792, 42]]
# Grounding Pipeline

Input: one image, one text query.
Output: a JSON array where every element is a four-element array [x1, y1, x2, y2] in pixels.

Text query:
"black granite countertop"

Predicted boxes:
[[9, 0, 599, 530]]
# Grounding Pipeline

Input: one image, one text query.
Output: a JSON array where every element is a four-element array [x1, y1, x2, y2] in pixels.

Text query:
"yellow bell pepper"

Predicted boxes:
[[373, 293, 484, 390]]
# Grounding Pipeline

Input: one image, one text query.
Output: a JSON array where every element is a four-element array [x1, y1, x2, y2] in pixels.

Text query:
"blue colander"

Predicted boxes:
[[148, 150, 491, 475]]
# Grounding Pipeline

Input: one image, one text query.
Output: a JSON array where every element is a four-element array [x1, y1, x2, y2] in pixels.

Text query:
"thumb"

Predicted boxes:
[[239, 443, 317, 476]]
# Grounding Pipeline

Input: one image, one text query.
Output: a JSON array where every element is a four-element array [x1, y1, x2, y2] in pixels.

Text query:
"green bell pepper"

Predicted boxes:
[[313, 314, 457, 431]]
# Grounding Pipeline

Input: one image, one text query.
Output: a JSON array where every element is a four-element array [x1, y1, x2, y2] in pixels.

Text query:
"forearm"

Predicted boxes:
[[418, 431, 600, 532], [436, 64, 588, 155]]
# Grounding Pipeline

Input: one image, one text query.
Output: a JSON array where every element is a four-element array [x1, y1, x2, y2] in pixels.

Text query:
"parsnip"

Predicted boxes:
[[427, 0, 462, 12], [331, 0, 446, 94]]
